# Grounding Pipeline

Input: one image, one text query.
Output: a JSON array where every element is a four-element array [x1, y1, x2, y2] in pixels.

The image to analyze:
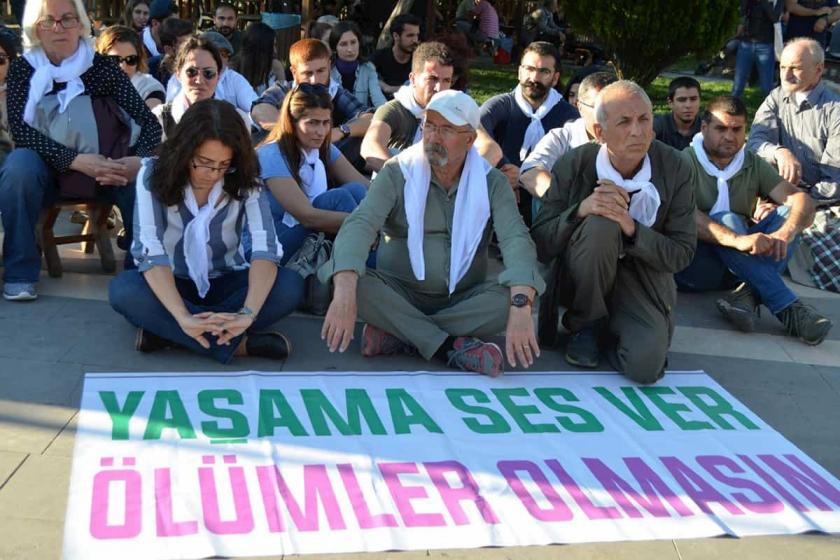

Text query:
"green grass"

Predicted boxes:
[[469, 60, 767, 125]]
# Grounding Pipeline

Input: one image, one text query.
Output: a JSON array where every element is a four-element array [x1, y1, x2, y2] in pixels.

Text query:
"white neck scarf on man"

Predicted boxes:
[[595, 144, 661, 227], [565, 117, 590, 148], [397, 142, 491, 294], [23, 40, 94, 127], [142, 27, 160, 58], [183, 180, 224, 298], [283, 148, 328, 228], [394, 84, 425, 144], [514, 84, 562, 161], [690, 132, 745, 216]]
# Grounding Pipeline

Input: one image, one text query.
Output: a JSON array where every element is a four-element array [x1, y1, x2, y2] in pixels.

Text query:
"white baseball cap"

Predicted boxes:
[[425, 90, 480, 130]]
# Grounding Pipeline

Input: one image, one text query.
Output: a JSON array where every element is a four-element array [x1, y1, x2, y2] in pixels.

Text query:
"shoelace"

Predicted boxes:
[[446, 338, 487, 371]]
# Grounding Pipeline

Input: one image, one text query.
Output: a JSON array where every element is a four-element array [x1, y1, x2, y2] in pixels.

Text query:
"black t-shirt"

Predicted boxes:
[[370, 48, 411, 90]]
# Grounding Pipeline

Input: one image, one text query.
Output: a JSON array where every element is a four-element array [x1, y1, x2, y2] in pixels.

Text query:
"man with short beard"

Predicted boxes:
[[479, 41, 578, 224], [532, 81, 697, 384], [677, 95, 831, 344], [318, 90, 544, 377], [653, 76, 702, 151], [371, 14, 422, 99], [213, 2, 243, 54]]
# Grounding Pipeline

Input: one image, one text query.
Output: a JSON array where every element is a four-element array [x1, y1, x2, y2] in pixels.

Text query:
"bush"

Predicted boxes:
[[564, 0, 740, 88]]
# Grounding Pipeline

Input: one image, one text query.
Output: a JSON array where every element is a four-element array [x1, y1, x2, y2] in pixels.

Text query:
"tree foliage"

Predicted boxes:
[[564, 0, 740, 88]]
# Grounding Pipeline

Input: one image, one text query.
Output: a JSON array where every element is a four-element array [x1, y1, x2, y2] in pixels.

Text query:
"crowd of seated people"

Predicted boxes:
[[0, 0, 835, 380]]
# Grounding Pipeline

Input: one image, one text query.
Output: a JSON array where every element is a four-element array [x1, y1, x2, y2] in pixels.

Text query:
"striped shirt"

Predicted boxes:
[[131, 158, 283, 278]]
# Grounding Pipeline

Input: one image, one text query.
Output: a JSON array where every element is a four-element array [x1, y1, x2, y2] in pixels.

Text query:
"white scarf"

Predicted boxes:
[[183, 180, 224, 298], [23, 41, 94, 127], [393, 84, 425, 144], [514, 84, 562, 161], [283, 148, 328, 228], [565, 117, 590, 148], [397, 142, 491, 294], [169, 90, 191, 123], [690, 132, 745, 216], [595, 145, 661, 227], [142, 27, 160, 58]]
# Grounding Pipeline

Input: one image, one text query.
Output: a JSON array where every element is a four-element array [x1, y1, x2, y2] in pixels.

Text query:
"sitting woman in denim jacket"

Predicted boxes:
[[329, 21, 387, 110]]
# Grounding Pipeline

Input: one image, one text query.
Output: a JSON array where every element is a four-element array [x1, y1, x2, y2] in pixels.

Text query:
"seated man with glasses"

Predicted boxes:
[[479, 41, 578, 225], [152, 37, 251, 140], [319, 90, 545, 377], [0, 0, 161, 301]]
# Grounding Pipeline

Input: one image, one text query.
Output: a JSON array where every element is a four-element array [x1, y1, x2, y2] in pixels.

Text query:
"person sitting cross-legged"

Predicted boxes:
[[318, 90, 545, 377], [676, 95, 833, 344], [531, 80, 697, 384], [109, 99, 304, 363]]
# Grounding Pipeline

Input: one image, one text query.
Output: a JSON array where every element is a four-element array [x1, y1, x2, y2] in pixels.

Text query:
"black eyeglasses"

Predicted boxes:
[[109, 54, 139, 66], [184, 67, 218, 80], [36, 15, 80, 31], [0, 55, 8, 66], [191, 160, 236, 175]]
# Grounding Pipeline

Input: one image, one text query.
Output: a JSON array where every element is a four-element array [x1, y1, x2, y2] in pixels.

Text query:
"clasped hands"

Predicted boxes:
[[70, 154, 141, 187], [177, 312, 255, 349], [577, 180, 637, 237]]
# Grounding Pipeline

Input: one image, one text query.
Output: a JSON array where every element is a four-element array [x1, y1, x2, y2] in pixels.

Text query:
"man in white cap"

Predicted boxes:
[[318, 90, 544, 377], [531, 80, 697, 384]]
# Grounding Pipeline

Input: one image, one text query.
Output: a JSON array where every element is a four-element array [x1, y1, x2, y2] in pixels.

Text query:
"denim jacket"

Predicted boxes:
[[331, 61, 387, 110]]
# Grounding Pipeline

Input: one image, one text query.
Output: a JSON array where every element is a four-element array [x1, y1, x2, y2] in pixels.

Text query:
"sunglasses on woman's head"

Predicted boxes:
[[109, 54, 139, 66], [185, 67, 218, 80], [295, 83, 328, 94]]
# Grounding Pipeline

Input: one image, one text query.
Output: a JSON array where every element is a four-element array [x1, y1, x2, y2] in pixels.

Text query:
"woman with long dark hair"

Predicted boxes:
[[123, 0, 149, 33], [258, 83, 369, 261], [329, 20, 386, 108], [228, 22, 283, 95], [110, 99, 303, 362]]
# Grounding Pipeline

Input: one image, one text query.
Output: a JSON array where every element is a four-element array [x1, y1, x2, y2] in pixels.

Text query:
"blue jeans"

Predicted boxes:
[[0, 148, 136, 283], [732, 41, 776, 98], [109, 267, 305, 363], [675, 208, 798, 314], [269, 182, 367, 263]]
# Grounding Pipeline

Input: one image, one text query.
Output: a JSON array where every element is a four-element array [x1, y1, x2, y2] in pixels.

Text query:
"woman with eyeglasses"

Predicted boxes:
[[258, 83, 370, 263], [110, 99, 303, 362], [152, 36, 250, 141], [0, 30, 19, 164], [328, 21, 386, 109], [96, 25, 165, 110], [123, 0, 149, 34], [0, 0, 161, 302]]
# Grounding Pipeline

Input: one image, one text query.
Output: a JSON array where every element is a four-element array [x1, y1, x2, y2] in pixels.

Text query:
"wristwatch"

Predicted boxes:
[[510, 293, 533, 308], [339, 123, 351, 139], [237, 305, 255, 317]]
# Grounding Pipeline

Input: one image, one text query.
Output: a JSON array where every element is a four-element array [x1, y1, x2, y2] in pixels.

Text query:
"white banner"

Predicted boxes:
[[63, 371, 840, 559]]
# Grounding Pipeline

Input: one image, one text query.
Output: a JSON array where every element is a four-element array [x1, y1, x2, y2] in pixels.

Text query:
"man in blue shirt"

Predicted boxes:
[[479, 41, 578, 224]]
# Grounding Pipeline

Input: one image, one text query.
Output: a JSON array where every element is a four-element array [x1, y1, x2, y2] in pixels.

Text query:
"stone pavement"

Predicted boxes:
[[1, 237, 840, 559]]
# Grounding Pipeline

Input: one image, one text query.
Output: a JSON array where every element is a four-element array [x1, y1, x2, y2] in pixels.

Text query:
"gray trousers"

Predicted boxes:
[[357, 269, 510, 360], [563, 216, 671, 384]]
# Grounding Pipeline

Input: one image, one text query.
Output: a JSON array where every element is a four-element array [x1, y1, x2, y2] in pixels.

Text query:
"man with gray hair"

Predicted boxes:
[[747, 37, 840, 203], [532, 80, 697, 384], [319, 90, 544, 377], [519, 71, 617, 201]]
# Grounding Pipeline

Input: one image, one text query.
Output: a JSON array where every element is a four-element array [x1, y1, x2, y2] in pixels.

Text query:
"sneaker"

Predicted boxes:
[[447, 336, 504, 377], [134, 328, 172, 352], [245, 331, 292, 359], [715, 282, 760, 333], [565, 326, 599, 368], [286, 233, 324, 279], [776, 301, 834, 346], [3, 282, 37, 301], [361, 323, 416, 357]]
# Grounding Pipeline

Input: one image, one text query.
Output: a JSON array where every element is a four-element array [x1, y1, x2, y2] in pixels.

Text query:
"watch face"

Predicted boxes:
[[512, 293, 528, 307]]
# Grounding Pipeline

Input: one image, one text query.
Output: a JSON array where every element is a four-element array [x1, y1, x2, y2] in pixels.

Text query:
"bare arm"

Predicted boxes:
[[474, 127, 502, 165], [768, 180, 815, 240], [321, 270, 359, 353], [331, 112, 373, 142], [252, 102, 280, 131], [360, 120, 394, 172], [519, 167, 553, 198], [265, 176, 349, 233]]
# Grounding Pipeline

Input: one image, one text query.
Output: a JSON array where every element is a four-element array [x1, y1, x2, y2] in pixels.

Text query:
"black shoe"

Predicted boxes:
[[134, 328, 172, 352], [715, 282, 760, 332], [565, 326, 600, 368], [245, 331, 292, 359], [776, 301, 834, 346]]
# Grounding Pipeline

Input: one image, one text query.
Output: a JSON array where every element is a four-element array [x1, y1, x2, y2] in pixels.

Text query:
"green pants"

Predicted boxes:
[[356, 269, 510, 360]]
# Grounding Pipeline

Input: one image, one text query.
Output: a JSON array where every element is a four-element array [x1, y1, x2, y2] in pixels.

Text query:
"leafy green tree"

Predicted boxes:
[[564, 0, 740, 87]]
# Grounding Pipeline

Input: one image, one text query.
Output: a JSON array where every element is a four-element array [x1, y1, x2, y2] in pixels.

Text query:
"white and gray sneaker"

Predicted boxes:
[[3, 282, 38, 301]]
